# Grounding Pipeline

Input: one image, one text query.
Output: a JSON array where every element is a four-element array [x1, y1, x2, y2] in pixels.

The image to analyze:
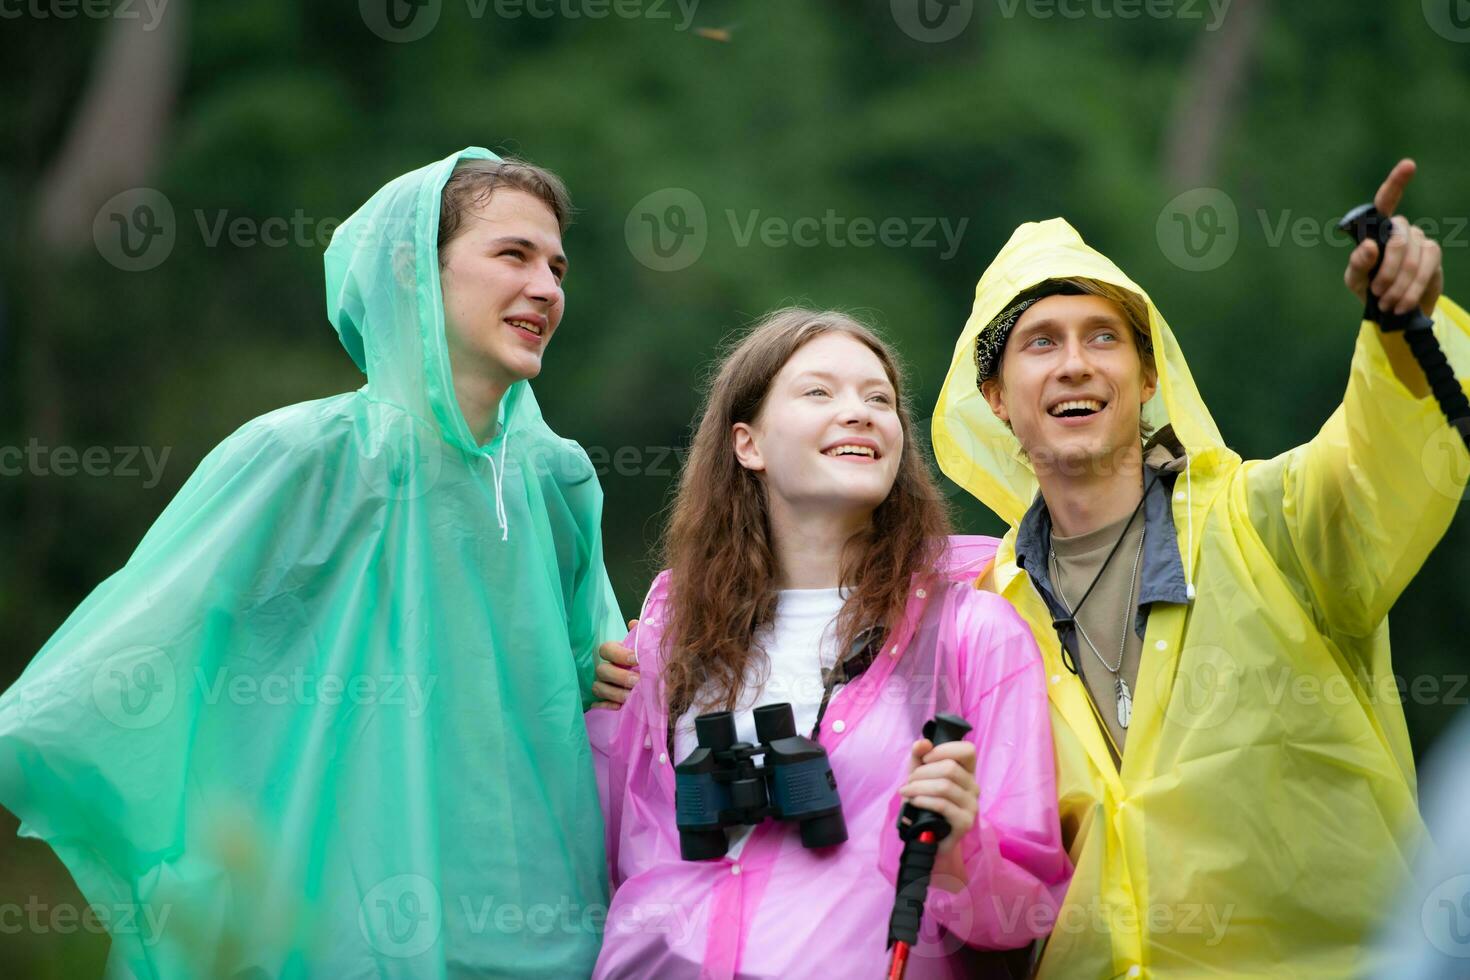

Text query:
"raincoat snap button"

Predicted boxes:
[[915, 588, 927, 599], [658, 753, 668, 764], [889, 646, 899, 658], [832, 720, 846, 733], [1175, 491, 1185, 502], [1126, 967, 1141, 979], [1155, 640, 1168, 650], [730, 864, 741, 876], [1050, 674, 1061, 685]]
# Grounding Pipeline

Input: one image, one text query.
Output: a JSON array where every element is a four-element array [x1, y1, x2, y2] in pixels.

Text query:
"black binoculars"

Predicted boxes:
[[673, 702, 847, 860]]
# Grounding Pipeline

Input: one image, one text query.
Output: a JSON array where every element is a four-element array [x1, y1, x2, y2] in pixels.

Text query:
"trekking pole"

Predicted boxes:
[[886, 712, 973, 980], [1338, 203, 1470, 450]]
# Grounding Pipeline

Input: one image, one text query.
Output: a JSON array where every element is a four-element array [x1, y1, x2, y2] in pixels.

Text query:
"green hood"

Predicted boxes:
[[325, 145, 536, 456]]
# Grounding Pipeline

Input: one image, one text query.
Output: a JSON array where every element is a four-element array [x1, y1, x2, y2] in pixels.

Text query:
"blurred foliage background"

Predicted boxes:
[[3, 0, 1469, 972]]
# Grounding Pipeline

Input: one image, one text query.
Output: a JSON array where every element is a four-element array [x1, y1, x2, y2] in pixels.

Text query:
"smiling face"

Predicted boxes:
[[982, 293, 1156, 474], [438, 188, 567, 389], [732, 331, 904, 522]]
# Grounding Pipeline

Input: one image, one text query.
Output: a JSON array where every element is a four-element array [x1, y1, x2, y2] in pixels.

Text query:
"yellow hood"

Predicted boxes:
[[932, 218, 1231, 527]]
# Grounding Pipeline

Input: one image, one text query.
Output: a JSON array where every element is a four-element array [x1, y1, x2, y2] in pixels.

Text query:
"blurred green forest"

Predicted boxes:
[[3, 0, 1469, 972]]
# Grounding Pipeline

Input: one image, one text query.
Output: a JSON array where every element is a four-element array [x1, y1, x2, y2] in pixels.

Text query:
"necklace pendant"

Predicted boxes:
[[1115, 676, 1133, 730]]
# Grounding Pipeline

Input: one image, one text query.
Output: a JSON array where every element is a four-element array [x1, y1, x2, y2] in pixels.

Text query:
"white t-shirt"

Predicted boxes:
[[672, 587, 847, 859]]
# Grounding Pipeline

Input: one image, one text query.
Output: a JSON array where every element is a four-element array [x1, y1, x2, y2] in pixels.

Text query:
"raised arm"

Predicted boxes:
[[1244, 160, 1470, 639]]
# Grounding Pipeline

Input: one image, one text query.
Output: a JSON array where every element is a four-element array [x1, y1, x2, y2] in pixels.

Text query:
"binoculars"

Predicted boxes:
[[674, 702, 847, 860]]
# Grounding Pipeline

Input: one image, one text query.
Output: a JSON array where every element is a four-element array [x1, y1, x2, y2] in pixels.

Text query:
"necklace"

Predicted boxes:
[[1049, 501, 1147, 731]]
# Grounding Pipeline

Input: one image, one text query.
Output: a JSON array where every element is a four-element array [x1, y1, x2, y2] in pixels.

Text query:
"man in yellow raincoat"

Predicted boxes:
[[932, 159, 1470, 978]]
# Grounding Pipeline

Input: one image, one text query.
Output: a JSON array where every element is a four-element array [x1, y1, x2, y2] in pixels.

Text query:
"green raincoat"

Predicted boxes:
[[933, 218, 1470, 978], [0, 147, 624, 978]]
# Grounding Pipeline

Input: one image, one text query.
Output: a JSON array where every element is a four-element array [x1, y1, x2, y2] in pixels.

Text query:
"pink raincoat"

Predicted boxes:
[[585, 537, 1071, 979]]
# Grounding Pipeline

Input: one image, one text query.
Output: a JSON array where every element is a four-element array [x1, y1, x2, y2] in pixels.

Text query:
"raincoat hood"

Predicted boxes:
[[933, 218, 1230, 528], [326, 145, 534, 456]]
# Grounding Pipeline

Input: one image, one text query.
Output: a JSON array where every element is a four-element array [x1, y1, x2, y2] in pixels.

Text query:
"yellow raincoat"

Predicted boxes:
[[932, 219, 1470, 978]]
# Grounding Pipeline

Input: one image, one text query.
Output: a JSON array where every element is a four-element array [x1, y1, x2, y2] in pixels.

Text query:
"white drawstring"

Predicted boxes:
[[487, 431, 511, 542]]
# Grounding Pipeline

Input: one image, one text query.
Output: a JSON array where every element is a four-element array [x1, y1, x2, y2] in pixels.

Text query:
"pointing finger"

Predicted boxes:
[[1373, 158, 1416, 218]]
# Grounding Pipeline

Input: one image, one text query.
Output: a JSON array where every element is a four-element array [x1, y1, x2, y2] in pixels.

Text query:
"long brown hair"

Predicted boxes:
[[659, 307, 952, 720]]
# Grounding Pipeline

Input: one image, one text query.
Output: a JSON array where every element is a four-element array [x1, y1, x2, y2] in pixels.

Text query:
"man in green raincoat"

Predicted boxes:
[[931, 159, 1470, 977], [0, 148, 624, 977]]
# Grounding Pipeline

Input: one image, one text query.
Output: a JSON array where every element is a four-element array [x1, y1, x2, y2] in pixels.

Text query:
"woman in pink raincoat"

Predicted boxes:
[[585, 308, 1071, 979]]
